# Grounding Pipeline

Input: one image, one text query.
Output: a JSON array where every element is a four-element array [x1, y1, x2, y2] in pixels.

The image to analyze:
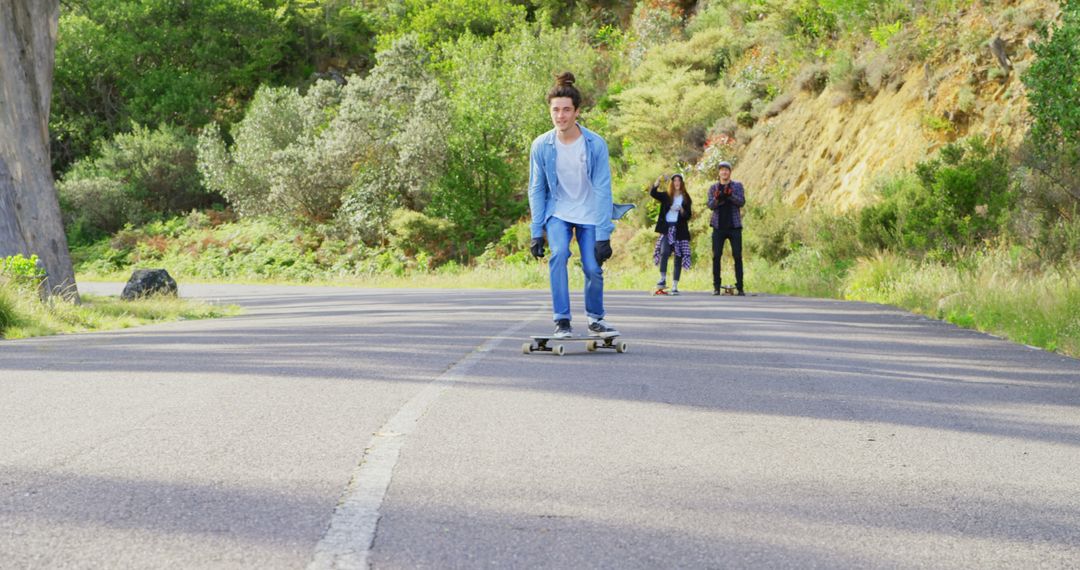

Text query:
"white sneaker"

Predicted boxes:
[[588, 320, 619, 337], [553, 319, 572, 339]]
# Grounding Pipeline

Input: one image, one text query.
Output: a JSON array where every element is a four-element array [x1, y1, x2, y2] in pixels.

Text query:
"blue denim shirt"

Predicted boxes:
[[528, 124, 614, 241]]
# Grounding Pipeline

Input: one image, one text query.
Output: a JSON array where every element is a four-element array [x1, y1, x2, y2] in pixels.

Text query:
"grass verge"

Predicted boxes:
[[0, 278, 242, 340], [842, 251, 1080, 356]]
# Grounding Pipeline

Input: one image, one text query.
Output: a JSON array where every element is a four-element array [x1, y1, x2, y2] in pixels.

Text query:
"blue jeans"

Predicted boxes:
[[546, 216, 604, 322]]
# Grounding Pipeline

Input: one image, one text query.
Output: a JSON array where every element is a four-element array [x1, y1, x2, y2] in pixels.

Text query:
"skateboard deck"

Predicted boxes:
[[653, 287, 679, 296], [523, 333, 627, 356]]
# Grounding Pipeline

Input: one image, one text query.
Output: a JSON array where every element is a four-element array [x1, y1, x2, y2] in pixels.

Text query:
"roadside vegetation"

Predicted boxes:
[[1, 255, 240, 339], [50, 0, 1079, 356]]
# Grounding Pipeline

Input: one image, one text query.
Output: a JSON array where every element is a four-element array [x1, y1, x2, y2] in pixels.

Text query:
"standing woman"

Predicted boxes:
[[650, 173, 692, 294]]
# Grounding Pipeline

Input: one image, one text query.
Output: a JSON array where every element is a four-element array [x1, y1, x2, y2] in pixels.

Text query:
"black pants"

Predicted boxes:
[[712, 227, 743, 291], [658, 239, 682, 282]]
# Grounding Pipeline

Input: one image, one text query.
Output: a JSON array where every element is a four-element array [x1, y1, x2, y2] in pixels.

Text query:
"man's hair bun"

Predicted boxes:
[[555, 72, 576, 87], [547, 71, 582, 108]]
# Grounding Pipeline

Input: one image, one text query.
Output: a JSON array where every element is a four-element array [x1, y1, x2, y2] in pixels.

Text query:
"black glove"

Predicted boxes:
[[530, 237, 545, 259], [595, 240, 612, 265]]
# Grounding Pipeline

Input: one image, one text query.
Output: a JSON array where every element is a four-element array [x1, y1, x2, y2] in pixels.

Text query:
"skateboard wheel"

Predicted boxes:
[[586, 340, 597, 352], [555, 344, 565, 356], [522, 342, 532, 354], [616, 342, 628, 353]]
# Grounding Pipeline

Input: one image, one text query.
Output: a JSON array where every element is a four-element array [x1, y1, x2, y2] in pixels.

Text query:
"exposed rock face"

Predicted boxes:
[[730, 3, 1050, 212], [121, 269, 178, 300]]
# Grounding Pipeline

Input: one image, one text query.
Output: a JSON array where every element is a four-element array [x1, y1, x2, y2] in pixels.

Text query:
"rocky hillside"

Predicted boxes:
[[732, 0, 1059, 210]]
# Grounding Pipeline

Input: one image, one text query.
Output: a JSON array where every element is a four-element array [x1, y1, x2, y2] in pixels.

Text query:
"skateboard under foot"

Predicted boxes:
[[523, 334, 627, 356]]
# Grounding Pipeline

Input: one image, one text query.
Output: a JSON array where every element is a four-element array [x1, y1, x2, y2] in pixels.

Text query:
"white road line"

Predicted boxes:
[[307, 313, 539, 570]]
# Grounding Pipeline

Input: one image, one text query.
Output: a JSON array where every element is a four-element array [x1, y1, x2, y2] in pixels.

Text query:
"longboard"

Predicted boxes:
[[523, 333, 627, 356]]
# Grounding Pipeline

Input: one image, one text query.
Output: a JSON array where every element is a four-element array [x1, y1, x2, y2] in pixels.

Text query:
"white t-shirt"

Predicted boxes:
[[666, 194, 683, 224], [553, 134, 592, 224]]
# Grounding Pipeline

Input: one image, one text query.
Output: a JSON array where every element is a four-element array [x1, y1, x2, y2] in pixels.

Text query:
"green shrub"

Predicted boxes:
[[914, 137, 1014, 242], [870, 20, 903, 48], [59, 123, 213, 244], [0, 254, 46, 287], [746, 202, 801, 263], [784, 0, 839, 41], [389, 210, 458, 265], [828, 50, 871, 101], [858, 138, 1014, 255], [857, 173, 922, 249], [812, 208, 863, 269], [1014, 125, 1079, 265], [58, 177, 136, 244], [0, 279, 21, 333], [796, 62, 830, 93]]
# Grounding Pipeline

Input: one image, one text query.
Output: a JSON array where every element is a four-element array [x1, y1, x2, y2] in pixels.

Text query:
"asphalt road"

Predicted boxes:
[[2, 283, 1078, 569]]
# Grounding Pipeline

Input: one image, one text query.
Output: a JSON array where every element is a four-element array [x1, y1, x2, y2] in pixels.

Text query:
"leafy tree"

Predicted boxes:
[[284, 0, 378, 73], [376, 0, 527, 51], [429, 24, 603, 254], [198, 81, 347, 222], [1022, 0, 1080, 200], [627, 0, 685, 66], [613, 64, 727, 159], [337, 35, 452, 242], [199, 35, 450, 240], [52, 1, 293, 172]]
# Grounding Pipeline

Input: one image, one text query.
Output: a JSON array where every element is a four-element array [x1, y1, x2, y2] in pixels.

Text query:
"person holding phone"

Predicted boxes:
[[649, 173, 692, 294], [707, 161, 746, 296]]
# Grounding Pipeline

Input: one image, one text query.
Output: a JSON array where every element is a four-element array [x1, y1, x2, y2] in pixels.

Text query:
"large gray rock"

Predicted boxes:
[[121, 269, 178, 300]]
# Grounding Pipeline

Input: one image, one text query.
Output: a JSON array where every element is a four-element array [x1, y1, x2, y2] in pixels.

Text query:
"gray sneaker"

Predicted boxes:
[[553, 319, 572, 339], [587, 320, 619, 337]]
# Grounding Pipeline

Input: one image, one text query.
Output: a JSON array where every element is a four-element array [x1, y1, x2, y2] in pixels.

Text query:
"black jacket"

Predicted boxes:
[[650, 185, 692, 240]]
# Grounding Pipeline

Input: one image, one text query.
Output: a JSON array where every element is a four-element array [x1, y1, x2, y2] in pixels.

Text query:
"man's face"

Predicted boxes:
[[718, 167, 732, 183], [549, 97, 580, 133]]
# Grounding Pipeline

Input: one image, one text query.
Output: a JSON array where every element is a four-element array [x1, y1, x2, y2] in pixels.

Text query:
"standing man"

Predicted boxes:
[[528, 72, 619, 339], [707, 161, 746, 296]]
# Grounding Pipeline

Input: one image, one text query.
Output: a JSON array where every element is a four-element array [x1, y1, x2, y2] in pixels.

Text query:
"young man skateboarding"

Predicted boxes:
[[528, 72, 619, 339], [707, 161, 746, 295]]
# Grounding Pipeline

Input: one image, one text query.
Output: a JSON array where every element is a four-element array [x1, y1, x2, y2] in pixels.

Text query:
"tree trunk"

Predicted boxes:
[[0, 0, 77, 300]]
